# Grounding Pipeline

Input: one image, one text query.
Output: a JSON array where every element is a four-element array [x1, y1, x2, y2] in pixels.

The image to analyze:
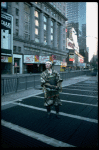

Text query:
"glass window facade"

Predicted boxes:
[[34, 10, 39, 43], [24, 3, 30, 40]]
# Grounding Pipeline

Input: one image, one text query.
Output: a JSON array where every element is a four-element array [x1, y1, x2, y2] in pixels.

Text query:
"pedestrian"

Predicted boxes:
[[40, 61, 63, 119]]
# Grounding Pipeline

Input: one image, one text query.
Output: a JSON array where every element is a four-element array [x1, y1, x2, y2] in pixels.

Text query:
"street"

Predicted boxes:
[[1, 76, 98, 147]]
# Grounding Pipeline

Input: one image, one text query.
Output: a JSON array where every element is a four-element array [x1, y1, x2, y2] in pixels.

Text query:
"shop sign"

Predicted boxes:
[[1, 11, 13, 55], [67, 38, 75, 49], [69, 54, 74, 61], [78, 57, 84, 63], [39, 56, 49, 63], [1, 56, 8, 62], [24, 55, 34, 63], [35, 55, 39, 62], [61, 62, 67, 67]]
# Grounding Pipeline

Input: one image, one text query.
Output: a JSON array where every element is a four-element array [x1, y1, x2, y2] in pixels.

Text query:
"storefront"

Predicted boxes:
[[13, 54, 22, 74], [1, 56, 12, 74], [24, 55, 42, 73]]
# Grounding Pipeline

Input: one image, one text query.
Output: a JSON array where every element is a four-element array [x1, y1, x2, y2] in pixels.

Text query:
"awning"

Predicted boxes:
[[25, 64, 33, 65]]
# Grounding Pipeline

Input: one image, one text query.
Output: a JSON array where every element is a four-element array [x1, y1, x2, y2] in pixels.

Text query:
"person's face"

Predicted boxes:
[[45, 63, 51, 69]]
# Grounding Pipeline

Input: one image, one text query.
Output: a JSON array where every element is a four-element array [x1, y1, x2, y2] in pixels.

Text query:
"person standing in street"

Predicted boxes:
[[40, 61, 63, 118]]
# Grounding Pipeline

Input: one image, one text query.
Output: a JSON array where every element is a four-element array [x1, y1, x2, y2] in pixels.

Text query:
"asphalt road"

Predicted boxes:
[[1, 78, 98, 147]]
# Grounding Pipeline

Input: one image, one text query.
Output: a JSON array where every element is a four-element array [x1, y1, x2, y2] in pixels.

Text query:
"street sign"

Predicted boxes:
[[1, 11, 13, 56]]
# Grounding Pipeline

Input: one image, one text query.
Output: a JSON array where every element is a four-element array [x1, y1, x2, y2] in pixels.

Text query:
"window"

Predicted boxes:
[[35, 11, 38, 18], [16, 8, 19, 16], [43, 16, 47, 45], [53, 13, 56, 17], [18, 47, 21, 52], [13, 46, 17, 52], [44, 24, 46, 30], [51, 28, 53, 33], [57, 24, 60, 48], [35, 28, 38, 35], [44, 16, 47, 22], [16, 29, 19, 36], [35, 38, 39, 43], [16, 19, 19, 26], [24, 13, 30, 22], [51, 11, 53, 16], [34, 10, 39, 42], [24, 4, 30, 40], [24, 23, 28, 31], [51, 20, 53, 26], [24, 33, 29, 40], [35, 19, 39, 26], [24, 4, 30, 14], [51, 35, 53, 40]]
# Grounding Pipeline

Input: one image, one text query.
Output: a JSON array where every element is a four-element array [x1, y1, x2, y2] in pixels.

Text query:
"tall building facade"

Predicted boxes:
[[65, 2, 87, 68], [3, 2, 67, 74]]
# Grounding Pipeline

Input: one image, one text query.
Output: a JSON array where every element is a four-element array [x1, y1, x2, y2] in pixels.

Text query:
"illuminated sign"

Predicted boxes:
[[1, 11, 13, 56], [69, 54, 74, 61]]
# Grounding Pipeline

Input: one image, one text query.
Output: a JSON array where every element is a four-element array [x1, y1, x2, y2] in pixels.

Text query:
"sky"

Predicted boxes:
[[86, 2, 98, 62]]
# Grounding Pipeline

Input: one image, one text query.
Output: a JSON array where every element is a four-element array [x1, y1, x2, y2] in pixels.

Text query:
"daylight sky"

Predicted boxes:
[[86, 2, 98, 62]]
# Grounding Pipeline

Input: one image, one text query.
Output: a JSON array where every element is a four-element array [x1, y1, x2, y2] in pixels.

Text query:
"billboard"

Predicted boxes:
[[24, 55, 34, 63], [67, 38, 75, 49], [1, 11, 13, 56], [69, 54, 74, 61], [39, 56, 49, 63]]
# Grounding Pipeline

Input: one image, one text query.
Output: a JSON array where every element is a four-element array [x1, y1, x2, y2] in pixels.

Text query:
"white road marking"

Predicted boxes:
[[62, 88, 98, 92], [1, 91, 43, 106], [33, 95, 98, 107], [61, 92, 98, 98], [69, 85, 97, 89], [1, 119, 75, 147], [12, 102, 98, 123], [74, 84, 97, 87]]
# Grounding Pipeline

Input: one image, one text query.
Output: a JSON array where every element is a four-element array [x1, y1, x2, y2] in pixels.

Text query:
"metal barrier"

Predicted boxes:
[[1, 70, 91, 96]]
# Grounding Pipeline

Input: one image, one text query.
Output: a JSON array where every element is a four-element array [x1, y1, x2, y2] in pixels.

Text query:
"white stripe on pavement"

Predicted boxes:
[[34, 95, 98, 107], [62, 88, 98, 92], [74, 84, 97, 87], [1, 119, 75, 147], [12, 102, 98, 123], [1, 91, 43, 106], [61, 92, 98, 98], [69, 85, 97, 89]]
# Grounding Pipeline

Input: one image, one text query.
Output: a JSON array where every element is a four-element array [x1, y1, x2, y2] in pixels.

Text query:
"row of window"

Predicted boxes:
[[14, 4, 66, 50], [35, 2, 65, 23], [13, 46, 21, 52]]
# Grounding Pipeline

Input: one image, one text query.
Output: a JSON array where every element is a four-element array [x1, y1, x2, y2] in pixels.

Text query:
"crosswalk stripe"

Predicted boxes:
[[62, 87, 98, 92], [34, 95, 98, 107], [1, 119, 75, 147], [12, 102, 98, 124], [61, 92, 98, 98]]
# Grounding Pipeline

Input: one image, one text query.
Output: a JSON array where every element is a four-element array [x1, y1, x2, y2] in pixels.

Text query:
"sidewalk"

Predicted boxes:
[[1, 75, 97, 105]]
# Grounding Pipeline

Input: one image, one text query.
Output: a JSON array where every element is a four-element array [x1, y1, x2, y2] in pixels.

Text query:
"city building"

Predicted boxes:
[[1, 2, 67, 74], [65, 2, 88, 68]]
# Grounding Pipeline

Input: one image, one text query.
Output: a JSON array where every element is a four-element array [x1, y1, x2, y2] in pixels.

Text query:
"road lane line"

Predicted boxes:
[[62, 88, 98, 92], [61, 92, 98, 98], [1, 119, 75, 147], [33, 95, 98, 107], [69, 85, 97, 89], [12, 102, 98, 123], [1, 91, 43, 106]]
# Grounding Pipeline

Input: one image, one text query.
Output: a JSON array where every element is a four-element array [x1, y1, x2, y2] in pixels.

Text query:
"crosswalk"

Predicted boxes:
[[1, 79, 98, 147]]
